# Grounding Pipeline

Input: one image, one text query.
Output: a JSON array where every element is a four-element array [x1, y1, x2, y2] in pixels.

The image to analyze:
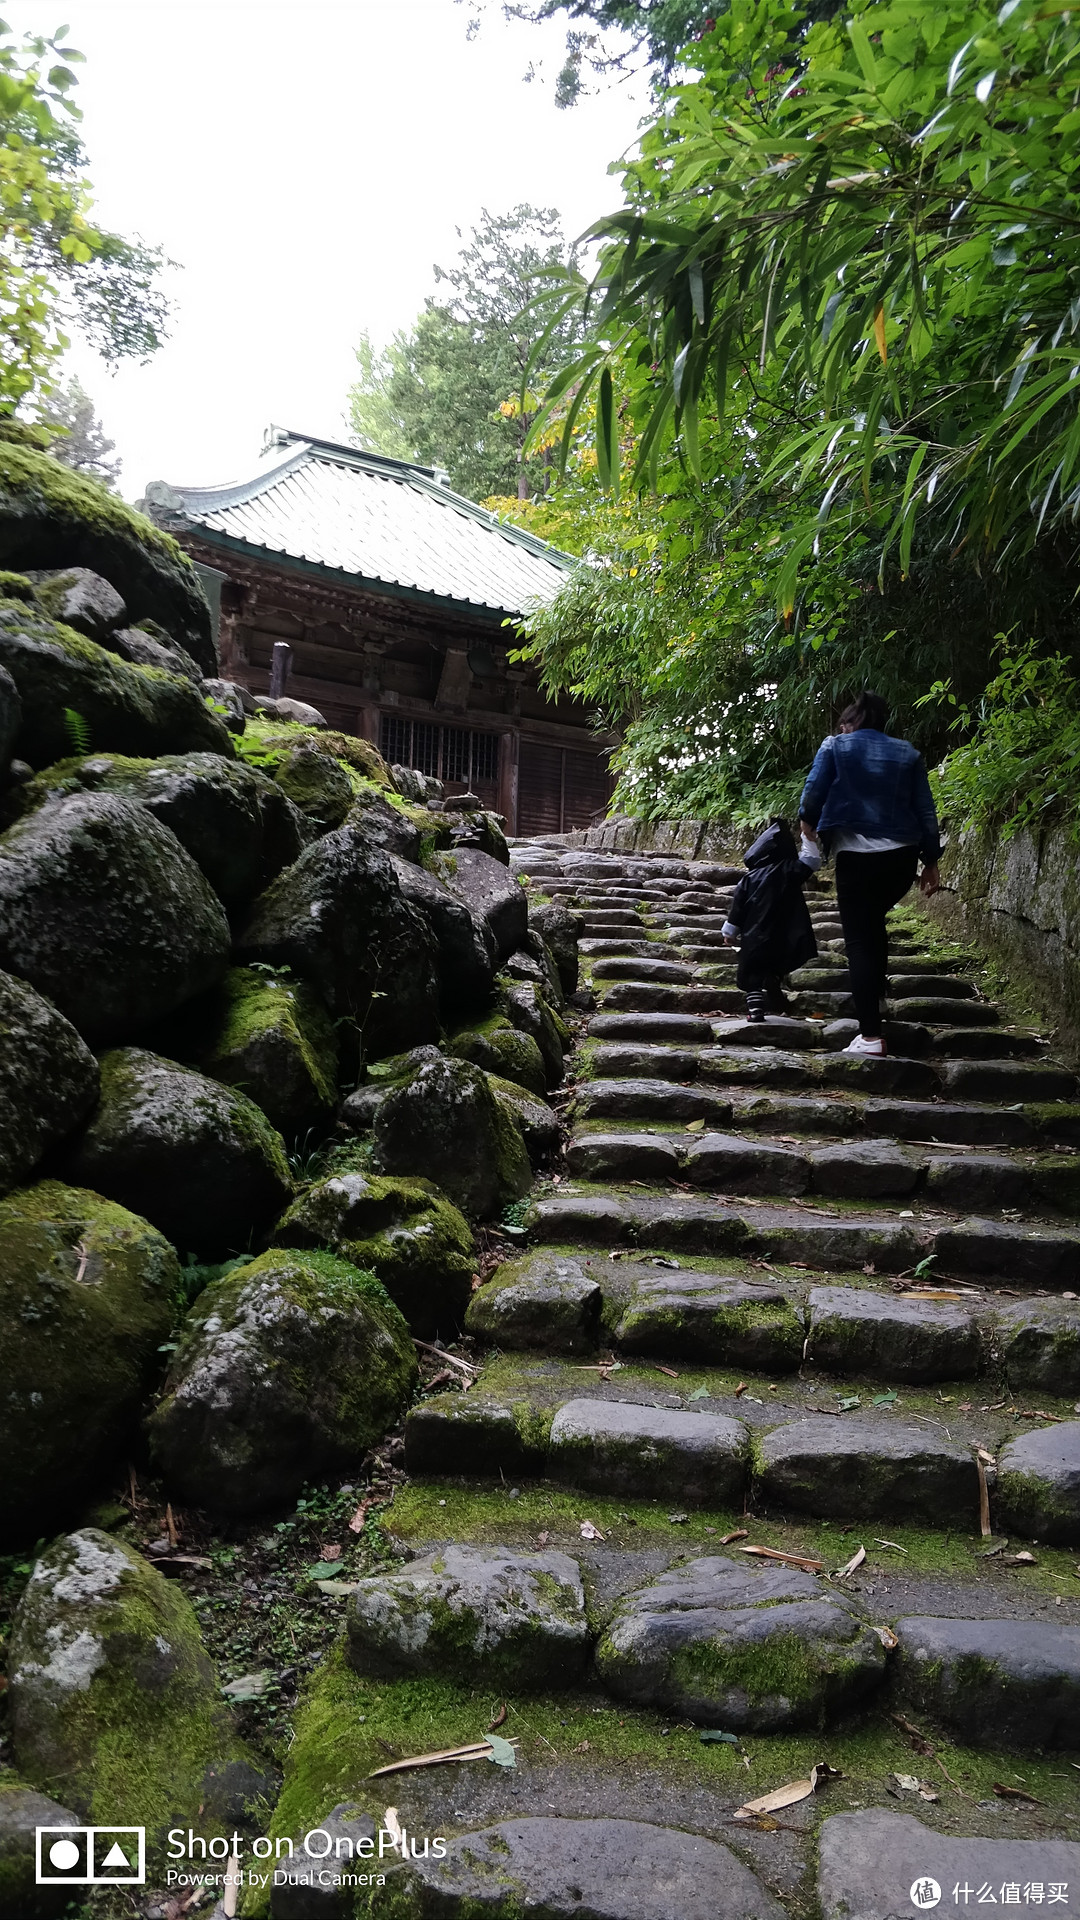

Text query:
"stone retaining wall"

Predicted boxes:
[[554, 814, 743, 860]]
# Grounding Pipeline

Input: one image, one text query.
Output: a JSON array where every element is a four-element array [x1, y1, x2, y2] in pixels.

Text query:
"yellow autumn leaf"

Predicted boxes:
[[873, 303, 887, 363]]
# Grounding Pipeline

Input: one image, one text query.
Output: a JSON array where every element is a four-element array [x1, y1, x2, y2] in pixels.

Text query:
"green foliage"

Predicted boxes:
[[458, 0, 717, 105], [932, 641, 1080, 845], [62, 706, 90, 754], [348, 206, 582, 501], [0, 23, 170, 410], [37, 373, 120, 487]]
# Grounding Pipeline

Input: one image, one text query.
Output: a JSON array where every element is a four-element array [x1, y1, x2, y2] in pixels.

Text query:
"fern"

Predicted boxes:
[[63, 707, 90, 755]]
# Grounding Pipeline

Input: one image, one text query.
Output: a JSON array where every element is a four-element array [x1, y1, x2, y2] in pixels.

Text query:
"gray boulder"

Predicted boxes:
[[0, 1780, 82, 1919], [503, 979, 567, 1086], [265, 739, 353, 830], [401, 1817, 787, 1920], [345, 1545, 589, 1688], [996, 1421, 1080, 1545], [25, 565, 125, 640], [487, 1072, 561, 1165], [201, 676, 249, 730], [391, 855, 494, 1015], [0, 1180, 178, 1536], [269, 1805, 377, 1918], [445, 845, 527, 964], [8, 1530, 246, 1828], [0, 792, 231, 1044], [345, 785, 422, 859], [62, 1048, 292, 1255], [148, 1249, 418, 1512], [270, 1169, 474, 1337], [0, 661, 20, 773], [105, 623, 204, 684], [237, 828, 441, 1059], [186, 966, 338, 1136], [466, 1253, 602, 1353], [996, 1298, 1080, 1395], [374, 1053, 531, 1217], [0, 604, 231, 766], [818, 1809, 1080, 1920], [14, 751, 306, 903], [528, 899, 582, 994], [597, 1555, 885, 1731], [0, 970, 99, 1195]]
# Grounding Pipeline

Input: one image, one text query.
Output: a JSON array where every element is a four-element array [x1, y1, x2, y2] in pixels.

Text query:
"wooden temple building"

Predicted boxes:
[[142, 427, 614, 835]]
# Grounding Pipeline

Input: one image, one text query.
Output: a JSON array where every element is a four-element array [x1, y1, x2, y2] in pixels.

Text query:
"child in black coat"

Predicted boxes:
[[722, 819, 821, 1022]]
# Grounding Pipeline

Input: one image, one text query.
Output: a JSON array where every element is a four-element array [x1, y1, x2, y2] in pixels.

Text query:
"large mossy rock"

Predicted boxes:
[[0, 1778, 82, 1919], [148, 1249, 418, 1512], [374, 1054, 531, 1218], [10, 752, 306, 903], [0, 605, 231, 768], [0, 662, 20, 775], [237, 827, 441, 1059], [0, 1182, 178, 1537], [446, 1014, 547, 1097], [7, 1531, 247, 1831], [0, 792, 230, 1045], [261, 740, 354, 831], [270, 1170, 474, 1338], [528, 900, 582, 995], [503, 979, 568, 1087], [184, 966, 338, 1136], [391, 856, 494, 1017], [444, 845, 528, 964], [61, 1048, 293, 1257], [486, 1071, 560, 1166], [0, 970, 99, 1195], [344, 785, 421, 858], [0, 444, 214, 669]]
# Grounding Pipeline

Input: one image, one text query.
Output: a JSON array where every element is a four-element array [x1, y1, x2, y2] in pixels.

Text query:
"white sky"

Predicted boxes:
[[16, 0, 644, 501]]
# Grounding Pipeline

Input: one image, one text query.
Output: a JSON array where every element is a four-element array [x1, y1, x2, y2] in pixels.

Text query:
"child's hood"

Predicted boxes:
[[743, 821, 797, 869]]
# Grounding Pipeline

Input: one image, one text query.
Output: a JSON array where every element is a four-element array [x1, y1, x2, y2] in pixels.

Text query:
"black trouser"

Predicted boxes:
[[834, 846, 920, 1036], [736, 961, 787, 1013]]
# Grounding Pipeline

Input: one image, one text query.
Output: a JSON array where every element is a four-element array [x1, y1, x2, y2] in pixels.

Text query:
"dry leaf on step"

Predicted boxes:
[[734, 1762, 842, 1819], [875, 1625, 899, 1651], [579, 1519, 605, 1540], [835, 1545, 866, 1580], [741, 1544, 824, 1572]]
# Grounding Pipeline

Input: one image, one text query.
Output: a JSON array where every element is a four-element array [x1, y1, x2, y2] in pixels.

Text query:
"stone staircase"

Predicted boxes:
[[275, 840, 1080, 1918]]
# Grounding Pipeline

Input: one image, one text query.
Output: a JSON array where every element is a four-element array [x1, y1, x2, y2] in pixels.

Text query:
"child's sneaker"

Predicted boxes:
[[843, 1033, 887, 1057], [746, 992, 767, 1024]]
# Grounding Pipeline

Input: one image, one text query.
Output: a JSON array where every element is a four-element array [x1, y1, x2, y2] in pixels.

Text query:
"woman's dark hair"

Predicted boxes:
[[838, 689, 890, 732]]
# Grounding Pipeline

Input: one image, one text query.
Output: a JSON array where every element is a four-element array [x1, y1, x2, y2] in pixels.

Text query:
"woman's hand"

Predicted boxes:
[[800, 819, 819, 843], [919, 863, 940, 896]]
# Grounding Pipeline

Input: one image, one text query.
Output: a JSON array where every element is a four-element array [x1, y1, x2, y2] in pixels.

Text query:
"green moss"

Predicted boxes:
[[235, 721, 394, 793], [192, 966, 338, 1134], [0, 568, 34, 599], [0, 441, 196, 568], [446, 1021, 547, 1098]]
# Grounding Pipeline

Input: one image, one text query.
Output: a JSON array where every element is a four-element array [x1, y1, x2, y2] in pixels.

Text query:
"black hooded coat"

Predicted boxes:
[[727, 822, 818, 988]]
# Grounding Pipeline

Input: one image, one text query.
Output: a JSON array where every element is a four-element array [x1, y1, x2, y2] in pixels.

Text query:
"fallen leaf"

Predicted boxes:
[[319, 1543, 342, 1561], [837, 1395, 861, 1411], [993, 1783, 1042, 1805], [734, 1381, 747, 1397], [734, 1761, 842, 1819], [835, 1545, 866, 1580], [686, 1118, 706, 1132], [486, 1732, 517, 1769], [1002, 1551, 1037, 1565], [368, 1740, 517, 1778], [687, 1385, 711, 1401], [655, 1365, 680, 1379], [579, 1520, 605, 1541], [875, 1624, 899, 1650], [975, 1452, 992, 1539], [701, 1729, 741, 1746], [741, 1545, 824, 1572], [488, 1702, 508, 1731], [537, 1530, 550, 1547], [872, 1392, 898, 1406], [720, 1529, 748, 1545], [894, 1773, 921, 1792], [306, 1560, 345, 1582], [348, 1498, 376, 1534], [573, 1740, 590, 1753], [668, 1511, 689, 1525], [222, 1671, 273, 1701], [874, 1540, 909, 1555], [313, 1578, 360, 1596], [862, 1263, 876, 1275]]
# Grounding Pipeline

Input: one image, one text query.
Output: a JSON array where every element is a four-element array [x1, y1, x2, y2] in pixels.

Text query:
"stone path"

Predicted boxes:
[[271, 839, 1080, 1919]]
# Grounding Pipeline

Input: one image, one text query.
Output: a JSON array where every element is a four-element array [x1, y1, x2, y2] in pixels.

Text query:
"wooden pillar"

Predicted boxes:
[[500, 728, 519, 835]]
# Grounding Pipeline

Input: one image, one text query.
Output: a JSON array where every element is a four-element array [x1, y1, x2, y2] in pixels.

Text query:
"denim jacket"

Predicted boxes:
[[798, 729, 942, 864]]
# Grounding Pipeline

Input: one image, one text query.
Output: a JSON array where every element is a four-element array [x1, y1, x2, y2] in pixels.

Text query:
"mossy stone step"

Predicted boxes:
[[587, 1041, 940, 1097], [566, 1131, 685, 1180], [590, 957, 695, 982], [758, 1418, 979, 1525], [996, 1297, 1080, 1394], [613, 1273, 803, 1369], [394, 1816, 787, 1920], [893, 1614, 1080, 1748], [996, 1421, 1080, 1543], [579, 938, 653, 956], [344, 1545, 590, 1689], [588, 1012, 717, 1044], [890, 974, 978, 999], [596, 1554, 886, 1732], [932, 1026, 1045, 1058], [597, 983, 743, 1014], [711, 1016, 826, 1050], [806, 1286, 982, 1382], [575, 1078, 734, 1123], [939, 1058, 1078, 1102], [465, 1254, 602, 1354], [886, 996, 998, 1025], [529, 1190, 923, 1271], [818, 1809, 1080, 1920], [548, 1396, 748, 1503]]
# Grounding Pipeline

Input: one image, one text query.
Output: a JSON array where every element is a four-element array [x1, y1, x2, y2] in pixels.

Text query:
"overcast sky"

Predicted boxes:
[[18, 0, 644, 500]]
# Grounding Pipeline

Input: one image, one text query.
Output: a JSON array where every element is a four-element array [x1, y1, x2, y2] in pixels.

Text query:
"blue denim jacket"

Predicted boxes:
[[798, 729, 942, 863]]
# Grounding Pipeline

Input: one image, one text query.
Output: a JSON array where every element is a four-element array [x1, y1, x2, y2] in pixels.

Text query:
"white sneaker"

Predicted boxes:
[[843, 1033, 887, 1057]]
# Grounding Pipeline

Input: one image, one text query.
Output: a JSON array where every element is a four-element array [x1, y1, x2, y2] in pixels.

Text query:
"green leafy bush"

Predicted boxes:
[[933, 644, 1080, 844]]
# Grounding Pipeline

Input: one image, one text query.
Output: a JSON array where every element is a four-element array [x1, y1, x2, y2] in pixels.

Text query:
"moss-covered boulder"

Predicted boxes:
[[0, 970, 99, 1195], [7, 1531, 249, 1832], [996, 1422, 1080, 1544], [25, 566, 125, 640], [503, 979, 568, 1087], [446, 1014, 546, 1096], [345, 1545, 590, 1688], [391, 855, 494, 1017], [270, 1169, 473, 1338], [0, 1183, 179, 1537], [443, 845, 528, 965], [106, 622, 203, 684], [466, 1253, 601, 1354], [0, 792, 231, 1044], [148, 1249, 418, 1512], [237, 828, 441, 1060], [528, 900, 582, 995], [0, 662, 21, 775], [345, 784, 422, 858], [261, 739, 354, 831], [9, 751, 306, 903], [486, 1072, 560, 1166], [185, 966, 338, 1135], [0, 444, 213, 668], [61, 1048, 293, 1257], [0, 605, 231, 768], [374, 1054, 531, 1218], [0, 1777, 82, 1919]]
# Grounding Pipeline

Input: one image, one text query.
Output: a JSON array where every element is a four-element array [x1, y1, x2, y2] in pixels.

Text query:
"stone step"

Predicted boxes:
[[818, 1809, 1080, 1920], [931, 1026, 1046, 1058], [588, 1042, 941, 1097], [938, 1058, 1078, 1102], [893, 1614, 1080, 1748], [587, 1012, 718, 1044], [579, 938, 654, 957], [596, 983, 743, 1015], [655, 925, 730, 946], [590, 957, 696, 983], [887, 996, 998, 1025], [528, 1188, 1080, 1283], [889, 973, 977, 999]]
